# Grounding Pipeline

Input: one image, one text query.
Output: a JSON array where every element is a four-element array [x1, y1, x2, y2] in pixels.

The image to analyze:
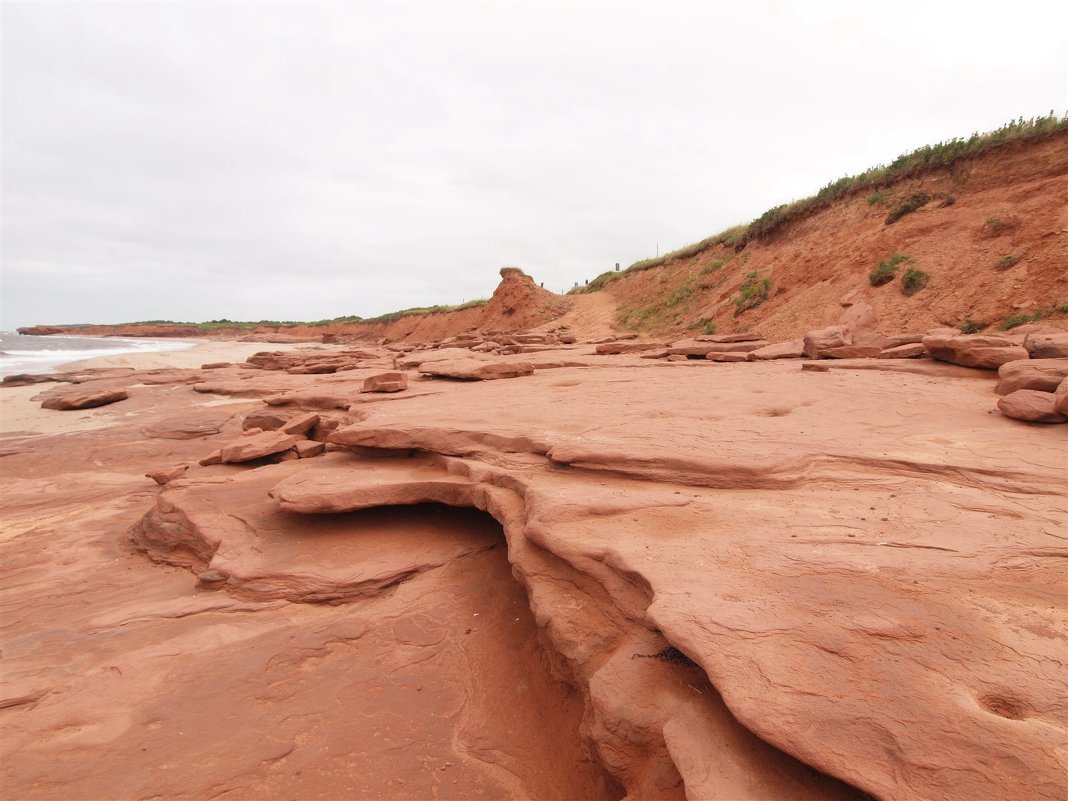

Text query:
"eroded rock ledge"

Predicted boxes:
[[3, 338, 1065, 801]]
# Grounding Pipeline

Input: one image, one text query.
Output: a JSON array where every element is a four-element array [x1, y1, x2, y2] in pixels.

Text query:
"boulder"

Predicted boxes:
[[639, 350, 671, 360], [281, 412, 321, 434], [996, 390, 1068, 423], [362, 372, 409, 393], [705, 352, 750, 362], [41, 389, 128, 411], [293, 440, 326, 459], [921, 334, 1029, 369], [1024, 332, 1068, 359], [994, 359, 1068, 395], [418, 360, 535, 381], [878, 343, 927, 359], [145, 465, 189, 485], [748, 340, 805, 360], [219, 431, 300, 463], [801, 363, 831, 372], [1054, 379, 1068, 416], [803, 301, 885, 358]]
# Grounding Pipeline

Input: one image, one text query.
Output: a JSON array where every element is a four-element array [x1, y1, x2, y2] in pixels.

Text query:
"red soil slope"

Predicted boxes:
[[19, 132, 1068, 343]]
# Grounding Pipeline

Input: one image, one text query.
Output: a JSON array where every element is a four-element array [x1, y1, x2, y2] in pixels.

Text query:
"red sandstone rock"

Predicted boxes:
[[1024, 332, 1068, 359], [748, 340, 804, 360], [922, 333, 1029, 369], [996, 389, 1068, 423], [995, 359, 1068, 395], [219, 431, 300, 463], [1054, 378, 1068, 415], [820, 344, 884, 359], [595, 341, 665, 354], [200, 362, 232, 369], [242, 410, 295, 431], [362, 372, 409, 393], [668, 338, 768, 356], [418, 359, 534, 380], [705, 351, 750, 362], [802, 301, 885, 359], [280, 411, 320, 434], [41, 388, 129, 410], [198, 449, 223, 466], [878, 342, 927, 359], [146, 464, 189, 485], [293, 439, 326, 458], [801, 362, 830, 372]]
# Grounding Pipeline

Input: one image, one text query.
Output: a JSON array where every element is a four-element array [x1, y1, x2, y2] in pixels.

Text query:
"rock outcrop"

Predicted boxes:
[[922, 333, 1029, 369]]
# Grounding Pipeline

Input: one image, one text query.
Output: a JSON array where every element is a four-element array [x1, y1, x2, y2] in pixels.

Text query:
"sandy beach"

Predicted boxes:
[[0, 340, 311, 437]]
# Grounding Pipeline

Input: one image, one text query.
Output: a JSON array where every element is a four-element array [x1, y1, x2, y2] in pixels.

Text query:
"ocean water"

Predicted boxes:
[[0, 332, 196, 379]]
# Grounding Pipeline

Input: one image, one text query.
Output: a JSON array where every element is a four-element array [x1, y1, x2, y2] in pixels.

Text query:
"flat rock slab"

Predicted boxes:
[[41, 389, 128, 411], [419, 359, 535, 381], [922, 333, 1029, 369], [219, 430, 300, 463]]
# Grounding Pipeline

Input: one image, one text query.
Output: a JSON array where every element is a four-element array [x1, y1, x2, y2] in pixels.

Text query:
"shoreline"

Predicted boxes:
[[0, 339, 314, 438]]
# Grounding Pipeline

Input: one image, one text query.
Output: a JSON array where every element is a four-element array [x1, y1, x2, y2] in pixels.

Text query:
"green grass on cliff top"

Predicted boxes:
[[569, 113, 1067, 295]]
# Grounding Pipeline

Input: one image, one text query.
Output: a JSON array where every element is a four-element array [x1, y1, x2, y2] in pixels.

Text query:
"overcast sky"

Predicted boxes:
[[2, 1, 1065, 330]]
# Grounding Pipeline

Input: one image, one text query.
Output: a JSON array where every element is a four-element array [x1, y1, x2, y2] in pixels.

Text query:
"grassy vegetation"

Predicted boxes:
[[958, 318, 986, 334], [901, 267, 929, 296], [867, 190, 890, 206], [574, 114, 1066, 290], [125, 300, 489, 330], [996, 253, 1021, 269], [1001, 311, 1043, 330], [885, 191, 931, 224], [734, 271, 772, 315], [870, 253, 911, 287]]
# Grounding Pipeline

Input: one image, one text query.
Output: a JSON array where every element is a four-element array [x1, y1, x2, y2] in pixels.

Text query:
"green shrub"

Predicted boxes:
[[885, 191, 931, 224], [958, 318, 985, 334], [1001, 311, 1043, 330], [867, 190, 890, 206], [734, 271, 772, 315], [984, 216, 1009, 234], [901, 267, 929, 296], [995, 253, 1021, 269], [870, 253, 911, 287], [1057, 302, 1068, 314]]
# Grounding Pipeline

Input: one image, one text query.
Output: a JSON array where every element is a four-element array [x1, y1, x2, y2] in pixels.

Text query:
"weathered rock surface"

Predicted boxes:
[[922, 333, 1029, 369], [878, 342, 927, 358], [2, 350, 1066, 801], [418, 359, 535, 381], [1025, 331, 1068, 359], [803, 301, 887, 359], [996, 389, 1068, 422], [1055, 378, 1068, 415], [995, 358, 1068, 395], [40, 388, 129, 410], [362, 371, 408, 392], [668, 338, 768, 357], [748, 339, 804, 360], [219, 430, 300, 463], [595, 341, 665, 355]]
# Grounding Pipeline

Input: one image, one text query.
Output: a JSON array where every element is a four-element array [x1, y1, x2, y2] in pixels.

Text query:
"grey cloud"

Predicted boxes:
[[3, 0, 1065, 329]]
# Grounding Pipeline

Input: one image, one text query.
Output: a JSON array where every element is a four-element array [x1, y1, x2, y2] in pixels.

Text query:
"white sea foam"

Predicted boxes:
[[0, 333, 196, 378]]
